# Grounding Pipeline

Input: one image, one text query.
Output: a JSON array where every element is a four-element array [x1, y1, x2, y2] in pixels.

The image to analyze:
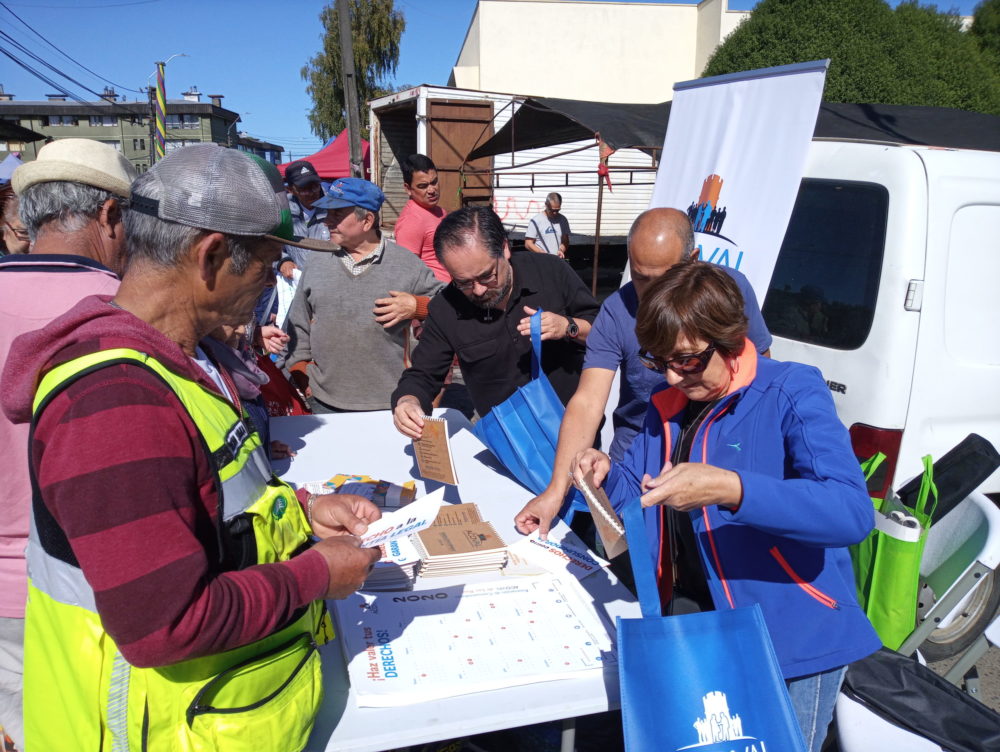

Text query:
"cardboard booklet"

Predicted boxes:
[[412, 416, 458, 485], [573, 471, 628, 559], [413, 504, 507, 577]]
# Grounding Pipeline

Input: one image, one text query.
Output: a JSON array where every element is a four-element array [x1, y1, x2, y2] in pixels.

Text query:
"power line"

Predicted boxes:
[[3, 0, 162, 8], [0, 1, 143, 92], [0, 45, 87, 105], [0, 34, 146, 117]]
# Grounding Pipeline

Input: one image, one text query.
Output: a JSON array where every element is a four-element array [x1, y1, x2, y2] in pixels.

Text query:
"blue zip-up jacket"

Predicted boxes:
[[602, 344, 882, 679]]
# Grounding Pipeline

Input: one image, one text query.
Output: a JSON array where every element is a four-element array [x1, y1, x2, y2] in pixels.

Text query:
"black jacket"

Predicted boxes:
[[392, 252, 599, 417]]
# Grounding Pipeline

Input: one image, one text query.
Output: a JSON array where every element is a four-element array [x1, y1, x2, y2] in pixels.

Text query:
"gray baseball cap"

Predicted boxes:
[[130, 143, 335, 251]]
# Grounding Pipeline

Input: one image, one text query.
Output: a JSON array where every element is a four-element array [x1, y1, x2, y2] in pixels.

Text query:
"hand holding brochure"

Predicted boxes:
[[358, 487, 445, 549], [412, 416, 458, 485], [573, 470, 628, 559]]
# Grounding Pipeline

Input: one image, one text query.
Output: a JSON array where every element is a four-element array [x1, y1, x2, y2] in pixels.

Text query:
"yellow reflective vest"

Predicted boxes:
[[23, 348, 330, 752]]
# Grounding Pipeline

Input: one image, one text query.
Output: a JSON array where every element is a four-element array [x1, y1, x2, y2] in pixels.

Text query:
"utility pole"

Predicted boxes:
[[337, 0, 364, 178], [147, 86, 156, 168]]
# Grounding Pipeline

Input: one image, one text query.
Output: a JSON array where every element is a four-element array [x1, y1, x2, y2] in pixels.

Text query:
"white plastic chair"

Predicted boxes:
[[898, 490, 1000, 659], [837, 491, 1000, 751]]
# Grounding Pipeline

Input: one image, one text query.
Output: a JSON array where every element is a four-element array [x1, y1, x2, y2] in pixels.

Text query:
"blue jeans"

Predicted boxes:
[[786, 664, 847, 752]]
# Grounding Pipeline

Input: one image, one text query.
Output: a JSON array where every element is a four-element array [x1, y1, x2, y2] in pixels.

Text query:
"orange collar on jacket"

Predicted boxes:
[[650, 338, 758, 444]]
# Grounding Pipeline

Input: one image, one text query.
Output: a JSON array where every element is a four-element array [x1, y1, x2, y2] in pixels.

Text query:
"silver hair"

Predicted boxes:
[[545, 192, 562, 207], [125, 171, 257, 274], [18, 181, 116, 241]]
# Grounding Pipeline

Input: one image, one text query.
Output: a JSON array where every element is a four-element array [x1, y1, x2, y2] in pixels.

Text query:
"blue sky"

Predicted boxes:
[[0, 0, 983, 161]]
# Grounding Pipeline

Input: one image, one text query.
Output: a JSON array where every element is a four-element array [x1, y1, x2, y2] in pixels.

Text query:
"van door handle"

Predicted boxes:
[[905, 279, 924, 312]]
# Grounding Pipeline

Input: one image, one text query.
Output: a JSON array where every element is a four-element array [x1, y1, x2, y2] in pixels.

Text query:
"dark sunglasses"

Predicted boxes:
[[639, 344, 717, 375]]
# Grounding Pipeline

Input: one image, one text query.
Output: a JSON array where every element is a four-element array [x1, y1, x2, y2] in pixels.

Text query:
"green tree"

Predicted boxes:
[[971, 0, 1000, 62], [703, 0, 1000, 115], [301, 0, 406, 140]]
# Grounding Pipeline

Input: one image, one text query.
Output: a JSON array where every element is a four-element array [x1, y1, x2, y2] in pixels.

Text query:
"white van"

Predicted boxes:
[[761, 140, 1000, 657], [763, 140, 1000, 502]]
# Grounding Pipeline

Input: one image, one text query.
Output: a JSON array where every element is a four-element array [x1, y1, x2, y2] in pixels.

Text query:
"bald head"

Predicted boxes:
[[627, 208, 696, 300]]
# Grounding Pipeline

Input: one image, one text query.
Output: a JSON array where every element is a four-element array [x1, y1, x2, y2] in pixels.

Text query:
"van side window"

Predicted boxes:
[[762, 179, 889, 350]]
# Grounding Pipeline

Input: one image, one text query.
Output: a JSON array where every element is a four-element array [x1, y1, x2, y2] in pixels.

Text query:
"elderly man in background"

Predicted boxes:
[[0, 139, 135, 750], [0, 144, 379, 751], [516, 207, 771, 538], [392, 205, 599, 439], [286, 177, 443, 413]]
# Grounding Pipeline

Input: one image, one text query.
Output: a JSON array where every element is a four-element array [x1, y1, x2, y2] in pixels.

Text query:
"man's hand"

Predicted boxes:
[[309, 493, 382, 539], [517, 305, 569, 340], [571, 448, 612, 489], [639, 462, 742, 512], [373, 290, 418, 329], [259, 325, 289, 355], [279, 260, 297, 280], [393, 396, 425, 439], [269, 440, 296, 460], [514, 487, 565, 539], [310, 536, 381, 599], [289, 369, 312, 399]]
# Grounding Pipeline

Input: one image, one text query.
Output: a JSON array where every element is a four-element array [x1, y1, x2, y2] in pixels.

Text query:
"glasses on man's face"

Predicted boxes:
[[3, 221, 28, 242], [639, 344, 717, 375], [545, 206, 560, 214], [452, 258, 501, 291]]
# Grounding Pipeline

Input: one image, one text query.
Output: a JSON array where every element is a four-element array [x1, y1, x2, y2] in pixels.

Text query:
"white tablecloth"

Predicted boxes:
[[270, 409, 639, 752]]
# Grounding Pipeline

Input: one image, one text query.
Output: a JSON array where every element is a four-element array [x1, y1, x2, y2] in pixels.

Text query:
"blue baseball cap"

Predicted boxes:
[[314, 178, 385, 212]]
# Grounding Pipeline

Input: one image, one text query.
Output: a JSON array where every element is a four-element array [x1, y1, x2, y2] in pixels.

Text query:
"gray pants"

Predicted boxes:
[[0, 617, 24, 748]]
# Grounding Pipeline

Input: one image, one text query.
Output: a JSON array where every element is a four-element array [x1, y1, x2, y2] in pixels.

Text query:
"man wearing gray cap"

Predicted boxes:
[[0, 138, 135, 750], [285, 177, 443, 413], [0, 144, 380, 752]]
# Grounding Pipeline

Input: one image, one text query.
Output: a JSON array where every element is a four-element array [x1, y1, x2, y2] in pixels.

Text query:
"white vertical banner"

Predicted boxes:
[[649, 60, 829, 302]]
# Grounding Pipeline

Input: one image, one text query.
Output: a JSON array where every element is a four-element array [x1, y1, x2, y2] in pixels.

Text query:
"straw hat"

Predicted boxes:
[[12, 138, 136, 198]]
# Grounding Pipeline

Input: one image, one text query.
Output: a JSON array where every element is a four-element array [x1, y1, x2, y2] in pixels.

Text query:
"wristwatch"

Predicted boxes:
[[564, 316, 580, 339]]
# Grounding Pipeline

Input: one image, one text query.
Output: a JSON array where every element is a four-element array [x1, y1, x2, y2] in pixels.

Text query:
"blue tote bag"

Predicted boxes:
[[472, 309, 564, 494], [617, 498, 806, 751]]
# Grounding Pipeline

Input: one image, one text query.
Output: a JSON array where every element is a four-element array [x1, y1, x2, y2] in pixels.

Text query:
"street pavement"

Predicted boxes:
[[930, 644, 1000, 712]]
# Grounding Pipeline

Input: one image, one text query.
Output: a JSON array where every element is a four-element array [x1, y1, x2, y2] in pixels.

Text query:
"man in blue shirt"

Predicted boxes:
[[515, 207, 771, 537]]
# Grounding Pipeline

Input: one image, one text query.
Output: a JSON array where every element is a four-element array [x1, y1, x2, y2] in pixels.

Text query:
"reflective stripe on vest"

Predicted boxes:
[[25, 347, 325, 752]]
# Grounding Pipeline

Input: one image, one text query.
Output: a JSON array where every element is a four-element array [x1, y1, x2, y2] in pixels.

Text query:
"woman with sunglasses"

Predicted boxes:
[[573, 261, 880, 752]]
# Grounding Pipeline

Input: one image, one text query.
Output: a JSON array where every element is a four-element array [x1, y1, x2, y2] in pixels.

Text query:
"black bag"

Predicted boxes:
[[842, 647, 1000, 752]]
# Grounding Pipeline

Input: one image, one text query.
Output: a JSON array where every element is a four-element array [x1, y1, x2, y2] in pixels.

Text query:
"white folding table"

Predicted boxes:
[[268, 409, 639, 752]]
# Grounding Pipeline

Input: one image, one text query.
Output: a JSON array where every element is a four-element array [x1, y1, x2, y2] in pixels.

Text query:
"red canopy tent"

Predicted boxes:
[[278, 129, 370, 180]]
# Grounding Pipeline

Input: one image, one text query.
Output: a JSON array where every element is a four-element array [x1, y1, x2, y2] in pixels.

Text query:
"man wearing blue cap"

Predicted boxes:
[[286, 177, 444, 412]]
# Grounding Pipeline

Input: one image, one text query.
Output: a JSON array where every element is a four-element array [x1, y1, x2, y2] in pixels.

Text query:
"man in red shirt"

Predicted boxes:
[[394, 154, 450, 282]]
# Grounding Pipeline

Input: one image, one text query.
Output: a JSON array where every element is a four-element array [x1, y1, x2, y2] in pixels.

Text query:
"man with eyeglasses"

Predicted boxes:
[[391, 205, 600, 439], [1, 190, 29, 255], [0, 138, 136, 750], [524, 192, 570, 258], [515, 207, 771, 539]]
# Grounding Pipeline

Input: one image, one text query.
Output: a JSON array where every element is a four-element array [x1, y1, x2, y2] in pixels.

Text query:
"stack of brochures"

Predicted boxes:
[[364, 535, 422, 591], [412, 503, 507, 577]]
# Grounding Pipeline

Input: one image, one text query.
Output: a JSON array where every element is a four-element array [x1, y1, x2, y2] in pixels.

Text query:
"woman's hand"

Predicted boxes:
[[640, 462, 742, 512], [571, 448, 612, 488]]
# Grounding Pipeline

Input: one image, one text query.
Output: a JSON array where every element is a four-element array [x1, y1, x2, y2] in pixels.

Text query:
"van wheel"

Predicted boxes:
[[919, 570, 1000, 662]]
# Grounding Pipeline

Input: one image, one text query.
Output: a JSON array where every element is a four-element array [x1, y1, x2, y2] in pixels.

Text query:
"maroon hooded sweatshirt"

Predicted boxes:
[[0, 294, 328, 668]]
